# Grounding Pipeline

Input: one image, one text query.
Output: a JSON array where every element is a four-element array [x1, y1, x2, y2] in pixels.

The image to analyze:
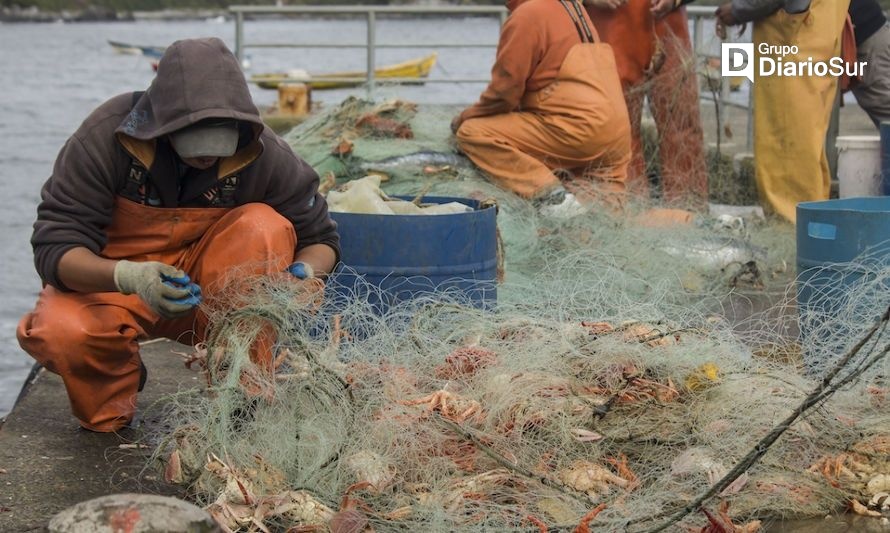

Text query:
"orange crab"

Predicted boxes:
[[399, 389, 483, 423], [434, 346, 498, 379]]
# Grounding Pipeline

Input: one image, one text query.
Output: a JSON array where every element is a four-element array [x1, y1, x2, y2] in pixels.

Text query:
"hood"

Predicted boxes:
[[117, 37, 263, 144]]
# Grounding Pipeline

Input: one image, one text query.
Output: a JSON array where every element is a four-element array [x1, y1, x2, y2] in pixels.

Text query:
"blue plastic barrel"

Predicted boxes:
[[881, 121, 890, 195], [796, 197, 890, 369], [327, 196, 498, 314]]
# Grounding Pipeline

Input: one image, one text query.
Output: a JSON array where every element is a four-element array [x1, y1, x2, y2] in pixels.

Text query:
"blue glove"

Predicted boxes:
[[286, 262, 315, 280], [161, 273, 203, 307]]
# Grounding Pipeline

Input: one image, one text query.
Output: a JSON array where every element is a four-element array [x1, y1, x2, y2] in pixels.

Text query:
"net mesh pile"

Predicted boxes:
[[147, 98, 889, 532]]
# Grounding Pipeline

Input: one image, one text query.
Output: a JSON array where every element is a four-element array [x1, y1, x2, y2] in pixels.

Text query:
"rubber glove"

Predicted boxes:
[[161, 273, 203, 307], [286, 261, 315, 280], [113, 260, 200, 319]]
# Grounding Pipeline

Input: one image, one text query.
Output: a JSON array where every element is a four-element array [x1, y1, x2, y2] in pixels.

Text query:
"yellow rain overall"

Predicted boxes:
[[456, 0, 631, 203], [752, 0, 849, 222], [17, 200, 297, 431]]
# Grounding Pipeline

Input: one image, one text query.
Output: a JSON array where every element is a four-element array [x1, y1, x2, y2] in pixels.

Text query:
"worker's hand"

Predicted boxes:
[[651, 0, 675, 18], [715, 2, 739, 40], [113, 260, 201, 319], [714, 2, 736, 24], [286, 261, 315, 280], [450, 115, 463, 135], [584, 0, 627, 9]]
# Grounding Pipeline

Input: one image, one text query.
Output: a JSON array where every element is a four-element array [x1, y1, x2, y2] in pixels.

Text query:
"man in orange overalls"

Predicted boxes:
[[17, 38, 340, 432], [586, 0, 709, 209], [452, 0, 632, 211]]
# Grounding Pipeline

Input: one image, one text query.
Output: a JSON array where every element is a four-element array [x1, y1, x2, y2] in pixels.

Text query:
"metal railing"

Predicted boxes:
[[231, 4, 750, 148], [231, 5, 506, 94]]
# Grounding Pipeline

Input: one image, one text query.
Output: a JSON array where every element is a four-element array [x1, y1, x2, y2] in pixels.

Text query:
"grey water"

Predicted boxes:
[[0, 16, 503, 417]]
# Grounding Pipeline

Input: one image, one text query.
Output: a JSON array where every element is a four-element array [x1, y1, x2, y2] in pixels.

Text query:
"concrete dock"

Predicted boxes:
[[0, 340, 193, 531]]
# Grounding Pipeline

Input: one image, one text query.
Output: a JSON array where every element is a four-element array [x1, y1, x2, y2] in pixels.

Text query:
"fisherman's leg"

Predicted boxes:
[[624, 84, 650, 198], [156, 203, 298, 368], [575, 146, 631, 210], [456, 114, 562, 200], [16, 288, 154, 432], [752, 6, 843, 223], [852, 24, 890, 128], [650, 10, 708, 209]]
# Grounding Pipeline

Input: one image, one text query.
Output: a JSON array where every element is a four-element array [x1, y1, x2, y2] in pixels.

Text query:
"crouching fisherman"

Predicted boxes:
[[452, 0, 632, 211], [17, 37, 339, 432]]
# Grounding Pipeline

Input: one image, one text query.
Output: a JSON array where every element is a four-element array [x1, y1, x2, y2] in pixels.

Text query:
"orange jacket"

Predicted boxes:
[[460, 0, 598, 122]]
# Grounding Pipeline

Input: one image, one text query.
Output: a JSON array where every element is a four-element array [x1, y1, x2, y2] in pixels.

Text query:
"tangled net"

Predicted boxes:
[[146, 98, 888, 532]]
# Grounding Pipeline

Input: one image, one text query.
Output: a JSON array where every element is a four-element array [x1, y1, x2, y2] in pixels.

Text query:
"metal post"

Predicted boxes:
[[746, 84, 753, 151], [367, 10, 377, 99], [235, 11, 244, 66], [693, 15, 703, 57], [719, 70, 730, 130], [826, 86, 841, 195]]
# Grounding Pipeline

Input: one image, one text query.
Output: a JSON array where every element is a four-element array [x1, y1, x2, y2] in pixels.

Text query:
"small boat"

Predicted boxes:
[[250, 52, 438, 91], [108, 40, 166, 59]]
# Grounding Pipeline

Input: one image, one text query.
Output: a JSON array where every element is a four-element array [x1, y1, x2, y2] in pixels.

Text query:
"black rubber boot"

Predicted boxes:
[[138, 361, 147, 392]]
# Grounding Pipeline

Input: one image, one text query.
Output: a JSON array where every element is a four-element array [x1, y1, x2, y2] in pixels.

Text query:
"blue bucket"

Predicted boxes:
[[327, 196, 498, 314], [881, 121, 890, 195], [796, 197, 890, 369]]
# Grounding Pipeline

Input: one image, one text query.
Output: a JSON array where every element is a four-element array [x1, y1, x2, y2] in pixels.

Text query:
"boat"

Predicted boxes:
[[107, 40, 166, 59], [250, 52, 438, 91]]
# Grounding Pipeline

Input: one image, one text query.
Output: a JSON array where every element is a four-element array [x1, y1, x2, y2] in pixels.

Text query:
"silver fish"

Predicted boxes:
[[661, 237, 767, 270], [358, 151, 472, 172]]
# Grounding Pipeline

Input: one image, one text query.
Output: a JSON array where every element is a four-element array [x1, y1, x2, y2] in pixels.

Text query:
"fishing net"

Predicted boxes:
[[152, 253, 889, 532], [144, 96, 889, 532]]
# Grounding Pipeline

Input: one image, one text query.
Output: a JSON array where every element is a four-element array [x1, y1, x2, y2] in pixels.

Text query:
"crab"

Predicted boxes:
[[399, 389, 483, 423], [692, 501, 762, 532], [558, 459, 633, 499], [202, 453, 335, 533], [413, 469, 519, 516], [434, 346, 498, 379], [345, 451, 396, 493], [808, 453, 873, 487]]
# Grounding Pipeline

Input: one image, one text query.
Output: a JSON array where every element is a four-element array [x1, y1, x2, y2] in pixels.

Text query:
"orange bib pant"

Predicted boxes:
[[17, 200, 296, 432]]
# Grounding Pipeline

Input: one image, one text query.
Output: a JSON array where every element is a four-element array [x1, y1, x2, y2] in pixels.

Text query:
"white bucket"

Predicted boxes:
[[836, 135, 882, 198]]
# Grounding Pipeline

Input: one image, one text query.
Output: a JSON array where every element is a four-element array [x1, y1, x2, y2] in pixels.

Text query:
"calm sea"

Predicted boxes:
[[0, 15, 502, 417]]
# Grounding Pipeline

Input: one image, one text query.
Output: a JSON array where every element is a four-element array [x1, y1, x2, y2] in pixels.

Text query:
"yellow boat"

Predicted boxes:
[[251, 53, 437, 90]]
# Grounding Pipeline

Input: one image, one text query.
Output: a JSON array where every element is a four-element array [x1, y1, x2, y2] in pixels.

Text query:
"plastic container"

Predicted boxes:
[[881, 122, 890, 195], [327, 196, 498, 314], [835, 135, 882, 198], [796, 197, 890, 369]]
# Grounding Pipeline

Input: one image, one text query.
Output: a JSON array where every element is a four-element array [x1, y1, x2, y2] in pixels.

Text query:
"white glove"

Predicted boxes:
[[113, 260, 199, 319]]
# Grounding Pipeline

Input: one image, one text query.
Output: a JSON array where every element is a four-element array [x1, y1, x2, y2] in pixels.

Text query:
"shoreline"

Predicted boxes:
[[0, 6, 231, 23]]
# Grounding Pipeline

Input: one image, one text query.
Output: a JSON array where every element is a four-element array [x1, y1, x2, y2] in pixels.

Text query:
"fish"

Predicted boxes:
[[357, 151, 472, 173], [661, 236, 767, 270]]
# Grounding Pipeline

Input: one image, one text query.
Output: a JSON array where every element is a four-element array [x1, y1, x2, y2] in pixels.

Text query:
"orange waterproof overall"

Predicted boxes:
[[456, 2, 631, 202], [590, 2, 708, 207], [17, 199, 296, 431]]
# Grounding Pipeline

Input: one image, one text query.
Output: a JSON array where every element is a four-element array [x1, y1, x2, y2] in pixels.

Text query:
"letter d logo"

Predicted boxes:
[[721, 43, 755, 83]]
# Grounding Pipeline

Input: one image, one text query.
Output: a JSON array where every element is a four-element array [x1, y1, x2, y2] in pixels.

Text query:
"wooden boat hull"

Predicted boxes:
[[251, 52, 437, 90], [108, 40, 165, 59]]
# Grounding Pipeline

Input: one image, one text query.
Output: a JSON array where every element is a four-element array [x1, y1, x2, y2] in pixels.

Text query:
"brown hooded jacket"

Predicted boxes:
[[31, 38, 339, 290]]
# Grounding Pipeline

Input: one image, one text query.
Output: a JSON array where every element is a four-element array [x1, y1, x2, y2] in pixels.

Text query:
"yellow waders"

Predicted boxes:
[[752, 0, 849, 223]]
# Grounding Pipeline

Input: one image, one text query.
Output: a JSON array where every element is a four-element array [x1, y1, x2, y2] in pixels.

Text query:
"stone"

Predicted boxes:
[[48, 493, 219, 533]]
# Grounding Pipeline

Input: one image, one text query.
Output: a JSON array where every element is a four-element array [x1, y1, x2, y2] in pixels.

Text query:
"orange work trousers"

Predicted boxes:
[[592, 3, 708, 208], [456, 42, 631, 203], [17, 199, 296, 432]]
